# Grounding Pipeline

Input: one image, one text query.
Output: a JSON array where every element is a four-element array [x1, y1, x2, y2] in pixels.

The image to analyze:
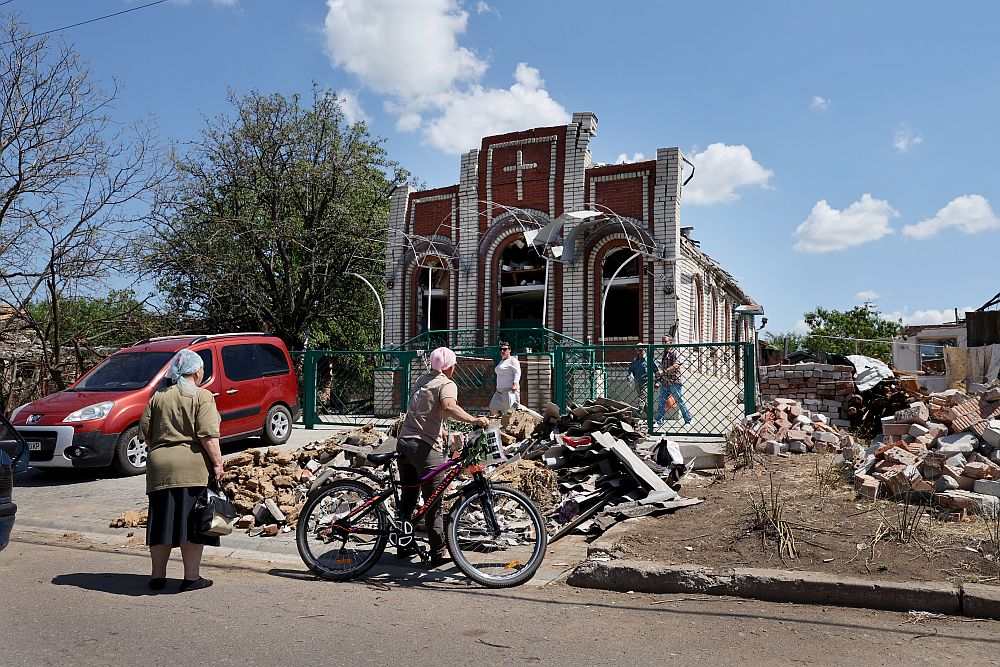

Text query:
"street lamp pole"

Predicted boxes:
[[347, 272, 384, 351]]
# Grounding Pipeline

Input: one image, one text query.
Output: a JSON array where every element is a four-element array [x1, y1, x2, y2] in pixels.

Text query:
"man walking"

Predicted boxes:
[[656, 335, 693, 427], [627, 346, 650, 416]]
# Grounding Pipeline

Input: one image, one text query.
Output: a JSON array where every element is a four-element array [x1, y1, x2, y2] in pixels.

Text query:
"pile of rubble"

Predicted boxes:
[[849, 385, 1000, 515], [218, 424, 383, 536], [109, 508, 147, 528], [737, 398, 857, 455], [508, 399, 701, 536]]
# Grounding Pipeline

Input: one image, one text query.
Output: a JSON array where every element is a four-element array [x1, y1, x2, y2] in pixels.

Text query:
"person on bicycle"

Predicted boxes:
[[397, 346, 490, 566]]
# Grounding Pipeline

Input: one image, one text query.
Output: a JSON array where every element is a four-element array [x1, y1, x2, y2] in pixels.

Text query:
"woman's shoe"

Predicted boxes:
[[179, 577, 213, 592]]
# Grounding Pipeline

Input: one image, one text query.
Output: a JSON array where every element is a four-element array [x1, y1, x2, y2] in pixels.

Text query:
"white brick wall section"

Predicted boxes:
[[458, 149, 480, 331], [385, 185, 414, 347]]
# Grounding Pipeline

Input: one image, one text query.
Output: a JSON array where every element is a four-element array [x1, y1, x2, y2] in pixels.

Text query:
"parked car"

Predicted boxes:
[[1, 411, 28, 551], [8, 333, 300, 475]]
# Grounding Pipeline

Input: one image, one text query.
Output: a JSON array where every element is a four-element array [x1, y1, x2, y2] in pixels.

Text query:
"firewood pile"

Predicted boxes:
[[844, 378, 922, 438]]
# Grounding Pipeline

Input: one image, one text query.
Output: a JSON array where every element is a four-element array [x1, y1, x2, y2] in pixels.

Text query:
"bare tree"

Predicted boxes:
[[0, 16, 167, 390]]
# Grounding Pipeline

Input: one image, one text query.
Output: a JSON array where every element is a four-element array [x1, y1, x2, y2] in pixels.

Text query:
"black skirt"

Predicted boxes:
[[146, 486, 221, 547]]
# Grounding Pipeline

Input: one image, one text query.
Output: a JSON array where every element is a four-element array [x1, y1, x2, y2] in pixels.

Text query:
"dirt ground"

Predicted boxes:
[[617, 452, 1000, 587]]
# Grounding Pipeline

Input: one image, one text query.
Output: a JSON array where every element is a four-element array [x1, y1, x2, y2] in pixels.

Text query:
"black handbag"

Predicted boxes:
[[191, 478, 237, 537]]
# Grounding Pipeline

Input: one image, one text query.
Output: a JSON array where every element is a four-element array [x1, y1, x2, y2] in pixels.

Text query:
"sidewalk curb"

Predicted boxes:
[[567, 559, 1000, 620]]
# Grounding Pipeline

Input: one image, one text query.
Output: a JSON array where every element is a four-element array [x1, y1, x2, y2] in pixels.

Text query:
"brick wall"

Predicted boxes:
[[759, 363, 855, 423]]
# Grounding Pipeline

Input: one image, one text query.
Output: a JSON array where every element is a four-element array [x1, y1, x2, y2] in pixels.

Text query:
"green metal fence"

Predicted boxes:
[[554, 342, 756, 437], [392, 327, 581, 354], [298, 337, 756, 435]]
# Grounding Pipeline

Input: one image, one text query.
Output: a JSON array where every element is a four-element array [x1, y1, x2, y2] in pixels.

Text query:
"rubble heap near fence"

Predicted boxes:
[[737, 398, 858, 456], [759, 363, 855, 425], [510, 400, 702, 535], [848, 384, 1000, 516]]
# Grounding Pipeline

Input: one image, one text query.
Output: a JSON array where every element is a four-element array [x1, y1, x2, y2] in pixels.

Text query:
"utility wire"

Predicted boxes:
[[0, 1, 16, 7], [2, 0, 169, 44]]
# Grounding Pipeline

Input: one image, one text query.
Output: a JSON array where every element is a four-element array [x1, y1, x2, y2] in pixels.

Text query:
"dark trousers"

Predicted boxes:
[[396, 436, 447, 557]]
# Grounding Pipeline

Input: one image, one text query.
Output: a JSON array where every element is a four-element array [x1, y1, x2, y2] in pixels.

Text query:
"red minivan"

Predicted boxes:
[[8, 333, 300, 475]]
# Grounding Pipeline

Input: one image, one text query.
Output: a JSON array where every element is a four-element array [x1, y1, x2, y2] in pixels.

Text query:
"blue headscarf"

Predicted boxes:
[[165, 349, 204, 396]]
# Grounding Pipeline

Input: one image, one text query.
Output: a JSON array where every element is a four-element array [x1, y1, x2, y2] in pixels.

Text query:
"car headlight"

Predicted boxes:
[[8, 403, 28, 421], [63, 402, 115, 423]]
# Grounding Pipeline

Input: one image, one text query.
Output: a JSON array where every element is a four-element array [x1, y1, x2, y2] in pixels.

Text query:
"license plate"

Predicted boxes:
[[27, 441, 42, 451]]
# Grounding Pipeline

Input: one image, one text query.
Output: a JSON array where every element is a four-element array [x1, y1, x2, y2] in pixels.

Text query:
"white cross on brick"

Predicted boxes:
[[502, 149, 538, 200]]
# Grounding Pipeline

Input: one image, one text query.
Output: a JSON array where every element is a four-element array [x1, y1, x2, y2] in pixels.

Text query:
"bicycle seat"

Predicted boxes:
[[367, 451, 400, 466]]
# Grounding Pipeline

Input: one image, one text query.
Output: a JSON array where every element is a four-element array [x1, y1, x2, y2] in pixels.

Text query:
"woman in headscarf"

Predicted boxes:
[[396, 347, 490, 566], [139, 349, 223, 592]]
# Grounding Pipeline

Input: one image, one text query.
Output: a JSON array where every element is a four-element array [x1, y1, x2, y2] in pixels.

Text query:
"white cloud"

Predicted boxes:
[[793, 194, 898, 253], [810, 96, 829, 111], [421, 63, 569, 154], [322, 0, 567, 155], [855, 290, 883, 302], [615, 152, 646, 164], [683, 144, 773, 205], [901, 194, 1000, 240], [475, 1, 498, 15], [892, 123, 923, 152], [882, 306, 974, 326], [793, 319, 809, 334], [323, 0, 487, 99], [336, 90, 369, 125]]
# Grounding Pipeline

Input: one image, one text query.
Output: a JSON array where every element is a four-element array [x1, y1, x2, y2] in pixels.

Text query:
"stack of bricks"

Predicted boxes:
[[759, 363, 854, 426]]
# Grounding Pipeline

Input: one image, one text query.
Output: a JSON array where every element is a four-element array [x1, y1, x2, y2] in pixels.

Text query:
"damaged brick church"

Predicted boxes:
[[383, 112, 760, 348]]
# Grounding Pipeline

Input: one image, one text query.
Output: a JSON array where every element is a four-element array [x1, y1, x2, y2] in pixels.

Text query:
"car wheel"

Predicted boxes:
[[262, 405, 292, 446], [113, 426, 147, 475]]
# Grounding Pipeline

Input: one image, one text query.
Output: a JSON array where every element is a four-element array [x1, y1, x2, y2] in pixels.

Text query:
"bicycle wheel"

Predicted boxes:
[[296, 479, 388, 581], [446, 484, 548, 588]]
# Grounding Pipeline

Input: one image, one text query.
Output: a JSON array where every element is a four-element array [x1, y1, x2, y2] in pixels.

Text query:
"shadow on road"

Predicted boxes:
[[52, 572, 161, 596], [15, 469, 108, 487]]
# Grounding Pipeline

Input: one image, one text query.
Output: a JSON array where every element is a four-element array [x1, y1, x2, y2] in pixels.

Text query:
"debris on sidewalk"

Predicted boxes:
[[217, 424, 385, 534], [109, 508, 147, 529]]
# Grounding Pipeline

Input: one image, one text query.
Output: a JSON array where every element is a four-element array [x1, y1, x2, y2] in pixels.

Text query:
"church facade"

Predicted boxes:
[[383, 112, 759, 348]]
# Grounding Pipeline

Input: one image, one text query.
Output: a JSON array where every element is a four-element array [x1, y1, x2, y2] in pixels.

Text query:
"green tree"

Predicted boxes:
[[801, 304, 902, 363], [150, 87, 405, 350], [764, 331, 807, 358]]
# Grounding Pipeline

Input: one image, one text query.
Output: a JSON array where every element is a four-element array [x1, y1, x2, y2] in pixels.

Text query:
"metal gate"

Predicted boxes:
[[554, 342, 755, 437]]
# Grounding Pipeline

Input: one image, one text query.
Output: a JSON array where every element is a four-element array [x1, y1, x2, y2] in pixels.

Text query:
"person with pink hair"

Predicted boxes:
[[396, 347, 489, 567]]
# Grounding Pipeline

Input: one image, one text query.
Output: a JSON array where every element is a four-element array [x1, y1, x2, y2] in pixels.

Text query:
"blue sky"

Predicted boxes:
[[12, 0, 1000, 333]]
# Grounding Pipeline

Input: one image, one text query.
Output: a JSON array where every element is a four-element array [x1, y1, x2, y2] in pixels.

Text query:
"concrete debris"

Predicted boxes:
[[109, 508, 147, 529], [219, 423, 384, 535], [734, 398, 856, 456], [503, 398, 696, 538]]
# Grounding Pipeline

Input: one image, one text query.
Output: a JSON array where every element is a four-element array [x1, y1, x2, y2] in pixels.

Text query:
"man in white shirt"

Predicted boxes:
[[489, 341, 521, 415]]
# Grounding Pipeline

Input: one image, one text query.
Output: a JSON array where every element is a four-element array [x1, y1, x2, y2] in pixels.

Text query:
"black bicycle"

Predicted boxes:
[[296, 444, 547, 588]]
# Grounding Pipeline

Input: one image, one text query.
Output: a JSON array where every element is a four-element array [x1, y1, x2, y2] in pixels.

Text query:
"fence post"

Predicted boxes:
[[743, 342, 757, 415], [646, 342, 654, 433], [303, 350, 318, 429], [400, 351, 414, 413], [553, 345, 565, 410]]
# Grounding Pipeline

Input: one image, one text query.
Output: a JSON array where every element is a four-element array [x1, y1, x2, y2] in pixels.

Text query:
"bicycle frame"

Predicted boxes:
[[326, 456, 502, 551]]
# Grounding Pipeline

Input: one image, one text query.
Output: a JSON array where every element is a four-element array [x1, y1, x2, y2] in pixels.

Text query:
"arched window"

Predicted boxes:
[[601, 247, 641, 340], [415, 256, 450, 333], [498, 239, 545, 329], [691, 276, 703, 343], [710, 287, 719, 342]]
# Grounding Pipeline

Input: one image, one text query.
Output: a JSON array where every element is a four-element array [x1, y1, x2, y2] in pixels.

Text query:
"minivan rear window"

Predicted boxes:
[[76, 352, 174, 391], [258, 344, 290, 376]]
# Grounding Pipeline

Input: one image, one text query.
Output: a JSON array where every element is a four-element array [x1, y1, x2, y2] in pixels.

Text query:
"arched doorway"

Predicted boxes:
[[498, 240, 546, 330], [601, 247, 641, 340]]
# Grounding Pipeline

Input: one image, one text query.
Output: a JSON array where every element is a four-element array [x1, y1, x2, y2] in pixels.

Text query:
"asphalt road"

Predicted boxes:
[[4, 540, 1000, 666]]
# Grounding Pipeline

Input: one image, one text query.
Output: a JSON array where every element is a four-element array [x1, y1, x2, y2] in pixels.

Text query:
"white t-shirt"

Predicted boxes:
[[494, 356, 522, 392]]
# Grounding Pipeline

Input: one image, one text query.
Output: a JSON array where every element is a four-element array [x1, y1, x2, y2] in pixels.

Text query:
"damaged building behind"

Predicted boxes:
[[381, 113, 759, 348]]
